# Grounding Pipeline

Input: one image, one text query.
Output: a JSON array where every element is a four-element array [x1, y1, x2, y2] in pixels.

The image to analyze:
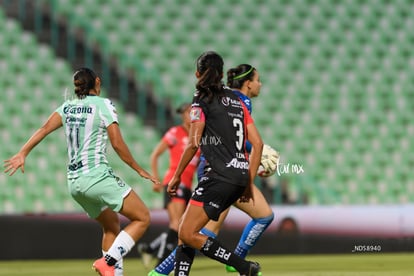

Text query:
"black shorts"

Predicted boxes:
[[163, 183, 192, 209], [190, 177, 246, 221]]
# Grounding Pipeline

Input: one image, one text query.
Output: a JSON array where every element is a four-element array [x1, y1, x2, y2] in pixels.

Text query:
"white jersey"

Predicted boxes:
[[56, 95, 118, 179]]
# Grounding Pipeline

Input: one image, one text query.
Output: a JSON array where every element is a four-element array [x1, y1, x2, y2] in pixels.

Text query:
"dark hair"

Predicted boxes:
[[73, 67, 97, 99], [227, 64, 255, 89], [195, 51, 224, 101]]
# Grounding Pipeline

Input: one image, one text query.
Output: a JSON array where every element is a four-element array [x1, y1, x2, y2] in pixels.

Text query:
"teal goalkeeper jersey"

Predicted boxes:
[[56, 95, 118, 179]]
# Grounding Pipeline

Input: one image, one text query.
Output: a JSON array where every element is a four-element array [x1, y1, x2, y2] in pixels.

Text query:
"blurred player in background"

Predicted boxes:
[[4, 67, 160, 276], [149, 64, 273, 276], [167, 51, 263, 276], [138, 102, 200, 267]]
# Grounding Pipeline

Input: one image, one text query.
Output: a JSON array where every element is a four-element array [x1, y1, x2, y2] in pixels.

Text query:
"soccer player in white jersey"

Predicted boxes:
[[4, 67, 160, 276]]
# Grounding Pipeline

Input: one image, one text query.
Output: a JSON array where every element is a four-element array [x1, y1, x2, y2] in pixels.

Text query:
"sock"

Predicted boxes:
[[114, 258, 123, 276], [103, 250, 123, 276], [157, 228, 178, 261], [200, 237, 250, 273], [234, 213, 274, 258], [105, 230, 135, 265], [174, 245, 195, 276], [166, 228, 178, 251], [200, 227, 217, 239], [154, 227, 216, 275], [155, 248, 176, 274]]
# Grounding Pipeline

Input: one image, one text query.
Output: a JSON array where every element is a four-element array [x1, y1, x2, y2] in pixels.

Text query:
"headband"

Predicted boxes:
[[233, 67, 254, 80]]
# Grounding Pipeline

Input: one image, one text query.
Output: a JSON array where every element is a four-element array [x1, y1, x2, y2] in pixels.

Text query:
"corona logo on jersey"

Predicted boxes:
[[63, 105, 93, 114]]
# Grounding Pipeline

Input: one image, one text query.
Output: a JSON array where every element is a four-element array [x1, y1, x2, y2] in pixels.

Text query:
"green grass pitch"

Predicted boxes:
[[0, 253, 413, 275]]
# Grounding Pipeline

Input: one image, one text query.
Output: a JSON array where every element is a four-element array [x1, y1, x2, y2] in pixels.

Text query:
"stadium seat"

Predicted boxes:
[[2, 0, 413, 209]]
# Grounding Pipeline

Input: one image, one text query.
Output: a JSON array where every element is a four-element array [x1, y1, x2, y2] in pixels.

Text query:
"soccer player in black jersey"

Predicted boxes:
[[167, 51, 263, 276]]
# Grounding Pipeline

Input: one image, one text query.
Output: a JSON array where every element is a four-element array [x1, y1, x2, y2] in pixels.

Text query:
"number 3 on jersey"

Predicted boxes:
[[233, 118, 244, 151]]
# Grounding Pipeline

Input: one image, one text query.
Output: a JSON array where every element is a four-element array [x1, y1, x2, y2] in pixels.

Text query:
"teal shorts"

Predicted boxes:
[[68, 165, 132, 218]]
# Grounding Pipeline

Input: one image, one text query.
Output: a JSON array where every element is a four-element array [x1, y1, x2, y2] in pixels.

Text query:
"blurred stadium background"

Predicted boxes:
[[0, 0, 413, 219]]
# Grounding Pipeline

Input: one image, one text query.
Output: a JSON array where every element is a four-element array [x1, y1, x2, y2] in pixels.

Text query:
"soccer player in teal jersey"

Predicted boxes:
[[4, 67, 160, 276]]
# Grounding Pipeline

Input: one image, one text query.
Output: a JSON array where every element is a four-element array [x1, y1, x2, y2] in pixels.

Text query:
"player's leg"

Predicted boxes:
[[158, 184, 190, 263], [97, 208, 121, 252], [94, 208, 124, 276], [138, 186, 170, 268], [177, 178, 261, 276], [148, 211, 225, 276], [203, 207, 230, 234], [137, 232, 166, 268], [159, 198, 185, 259], [144, 199, 185, 270], [95, 189, 150, 275], [176, 202, 259, 276], [173, 203, 208, 276], [158, 180, 227, 276], [139, 184, 190, 270], [69, 168, 133, 276], [226, 184, 273, 273]]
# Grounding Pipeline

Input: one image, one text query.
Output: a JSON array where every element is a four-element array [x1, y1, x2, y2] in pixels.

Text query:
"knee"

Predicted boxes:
[[178, 226, 187, 243], [141, 209, 151, 229], [262, 207, 275, 220], [256, 212, 274, 225], [130, 207, 151, 230], [178, 234, 193, 246], [178, 225, 194, 245]]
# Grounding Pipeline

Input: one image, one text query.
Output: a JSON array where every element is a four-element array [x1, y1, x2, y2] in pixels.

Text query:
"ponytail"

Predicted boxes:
[[195, 51, 224, 101], [73, 67, 97, 99]]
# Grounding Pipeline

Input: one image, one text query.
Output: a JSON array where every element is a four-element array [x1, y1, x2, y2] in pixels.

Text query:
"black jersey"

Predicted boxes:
[[190, 88, 252, 186]]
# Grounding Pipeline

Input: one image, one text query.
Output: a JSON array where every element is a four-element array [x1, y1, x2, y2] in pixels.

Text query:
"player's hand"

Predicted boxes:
[[153, 182, 164, 193], [167, 175, 180, 197], [137, 169, 161, 185], [4, 153, 26, 176], [148, 176, 161, 187]]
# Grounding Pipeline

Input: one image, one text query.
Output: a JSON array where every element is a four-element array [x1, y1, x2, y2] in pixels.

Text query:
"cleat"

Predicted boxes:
[[239, 261, 261, 276], [137, 243, 154, 269], [226, 264, 237, 272], [148, 269, 168, 276], [93, 257, 114, 276]]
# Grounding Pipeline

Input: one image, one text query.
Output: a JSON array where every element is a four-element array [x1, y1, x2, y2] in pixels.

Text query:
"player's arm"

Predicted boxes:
[[107, 122, 160, 186], [242, 101, 263, 184], [4, 112, 62, 176], [150, 140, 169, 191], [168, 120, 204, 196], [246, 122, 263, 182], [240, 110, 263, 203]]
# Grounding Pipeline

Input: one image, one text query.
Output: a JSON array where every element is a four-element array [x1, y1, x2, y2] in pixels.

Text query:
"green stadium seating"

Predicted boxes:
[[2, 0, 414, 209]]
